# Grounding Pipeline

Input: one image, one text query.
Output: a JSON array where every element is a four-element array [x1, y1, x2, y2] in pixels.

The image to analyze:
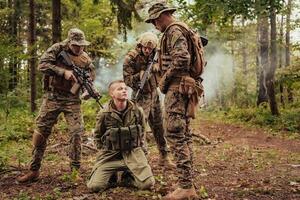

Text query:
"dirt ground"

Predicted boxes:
[[1, 119, 299, 200]]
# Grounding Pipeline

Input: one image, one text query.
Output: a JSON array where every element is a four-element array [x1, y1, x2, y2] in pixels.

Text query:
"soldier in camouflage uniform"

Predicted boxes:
[[17, 28, 96, 183], [123, 32, 175, 169], [87, 80, 155, 192], [146, 3, 199, 199]]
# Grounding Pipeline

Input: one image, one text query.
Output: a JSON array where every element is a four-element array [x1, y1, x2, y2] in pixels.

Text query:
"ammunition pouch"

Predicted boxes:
[[179, 76, 195, 96], [177, 76, 204, 119], [32, 130, 46, 147], [102, 125, 143, 151]]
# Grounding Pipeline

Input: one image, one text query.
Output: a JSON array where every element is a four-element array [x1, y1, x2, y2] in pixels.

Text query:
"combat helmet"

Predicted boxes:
[[64, 28, 90, 46], [137, 32, 158, 49], [145, 2, 176, 23]]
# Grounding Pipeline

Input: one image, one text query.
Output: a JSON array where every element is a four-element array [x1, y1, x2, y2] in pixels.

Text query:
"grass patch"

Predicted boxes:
[[0, 140, 31, 171], [199, 105, 300, 135], [0, 95, 110, 171], [0, 107, 35, 143]]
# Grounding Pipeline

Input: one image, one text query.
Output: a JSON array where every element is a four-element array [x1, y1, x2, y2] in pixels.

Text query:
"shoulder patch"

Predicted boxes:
[[169, 27, 185, 48]]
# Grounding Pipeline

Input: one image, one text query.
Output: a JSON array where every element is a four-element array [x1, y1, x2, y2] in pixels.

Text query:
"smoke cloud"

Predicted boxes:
[[202, 43, 234, 103], [94, 23, 156, 94]]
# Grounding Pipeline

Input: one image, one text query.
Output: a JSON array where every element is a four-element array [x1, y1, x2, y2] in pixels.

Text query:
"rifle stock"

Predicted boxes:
[[133, 51, 159, 101]]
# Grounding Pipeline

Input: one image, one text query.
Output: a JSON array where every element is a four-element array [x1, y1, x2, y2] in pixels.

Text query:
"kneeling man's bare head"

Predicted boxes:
[[108, 80, 128, 101]]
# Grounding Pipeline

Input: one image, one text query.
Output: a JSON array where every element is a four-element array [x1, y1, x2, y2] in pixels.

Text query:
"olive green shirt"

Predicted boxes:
[[93, 100, 153, 181]]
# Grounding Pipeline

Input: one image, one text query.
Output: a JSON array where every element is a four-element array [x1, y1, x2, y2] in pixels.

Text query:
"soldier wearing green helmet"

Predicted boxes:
[[146, 2, 202, 200]]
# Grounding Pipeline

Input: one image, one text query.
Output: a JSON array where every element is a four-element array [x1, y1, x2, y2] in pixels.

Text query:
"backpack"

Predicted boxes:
[[162, 22, 206, 79]]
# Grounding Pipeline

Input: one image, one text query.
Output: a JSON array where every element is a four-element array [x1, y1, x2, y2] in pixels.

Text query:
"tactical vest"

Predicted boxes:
[[101, 102, 144, 151], [127, 49, 158, 93], [46, 51, 91, 94], [102, 124, 143, 151]]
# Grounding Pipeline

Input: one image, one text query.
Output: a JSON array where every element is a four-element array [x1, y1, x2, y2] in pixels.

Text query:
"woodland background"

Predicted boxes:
[[0, 0, 299, 199]]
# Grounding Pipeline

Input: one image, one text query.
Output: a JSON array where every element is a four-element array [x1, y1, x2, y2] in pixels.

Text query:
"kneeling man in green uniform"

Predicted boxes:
[[87, 80, 155, 192]]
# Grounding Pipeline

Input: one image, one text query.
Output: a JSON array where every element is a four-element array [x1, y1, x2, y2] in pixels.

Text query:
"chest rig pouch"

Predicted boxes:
[[103, 124, 143, 151]]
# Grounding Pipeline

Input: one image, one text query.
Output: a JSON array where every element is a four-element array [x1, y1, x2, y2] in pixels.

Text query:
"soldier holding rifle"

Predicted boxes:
[[17, 28, 99, 183], [123, 32, 175, 169]]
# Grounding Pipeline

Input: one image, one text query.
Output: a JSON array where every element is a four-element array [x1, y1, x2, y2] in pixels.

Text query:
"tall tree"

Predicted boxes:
[[257, 14, 269, 106], [242, 17, 247, 76], [230, 17, 237, 103], [28, 0, 36, 112], [52, 0, 61, 43], [285, 0, 293, 102], [8, 0, 21, 90], [266, 1, 279, 115], [279, 14, 284, 107]]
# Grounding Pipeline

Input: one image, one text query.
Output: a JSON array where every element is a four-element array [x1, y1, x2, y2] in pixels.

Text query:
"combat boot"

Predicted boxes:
[[17, 170, 40, 183], [159, 155, 176, 170], [163, 186, 198, 200]]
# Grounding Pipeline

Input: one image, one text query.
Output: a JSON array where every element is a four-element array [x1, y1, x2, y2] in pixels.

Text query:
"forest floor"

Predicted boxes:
[[0, 118, 299, 200]]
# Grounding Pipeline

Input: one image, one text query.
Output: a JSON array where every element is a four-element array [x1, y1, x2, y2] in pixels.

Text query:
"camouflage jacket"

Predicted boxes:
[[159, 22, 191, 94], [38, 42, 95, 99], [93, 100, 153, 181], [123, 47, 158, 94]]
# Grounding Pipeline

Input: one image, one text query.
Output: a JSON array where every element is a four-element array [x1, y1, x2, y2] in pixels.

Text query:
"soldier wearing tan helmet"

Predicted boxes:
[[146, 2, 201, 200], [17, 28, 96, 183], [123, 32, 175, 169]]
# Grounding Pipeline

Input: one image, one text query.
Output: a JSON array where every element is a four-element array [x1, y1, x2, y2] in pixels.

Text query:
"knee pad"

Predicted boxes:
[[32, 130, 46, 147]]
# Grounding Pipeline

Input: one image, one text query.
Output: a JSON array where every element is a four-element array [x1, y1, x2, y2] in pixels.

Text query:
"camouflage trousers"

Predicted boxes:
[[29, 94, 84, 171], [164, 89, 194, 189], [134, 89, 169, 157]]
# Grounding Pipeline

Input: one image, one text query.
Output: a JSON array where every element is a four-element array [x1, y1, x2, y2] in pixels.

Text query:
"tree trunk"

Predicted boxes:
[[279, 15, 284, 107], [29, 0, 36, 112], [242, 17, 247, 76], [286, 0, 293, 103], [52, 0, 61, 44], [266, 3, 279, 115], [8, 0, 20, 90], [231, 17, 237, 105], [242, 17, 248, 106], [257, 15, 269, 106]]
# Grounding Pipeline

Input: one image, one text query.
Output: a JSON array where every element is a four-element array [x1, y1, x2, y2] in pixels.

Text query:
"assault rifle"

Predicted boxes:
[[58, 51, 103, 108], [133, 51, 159, 101]]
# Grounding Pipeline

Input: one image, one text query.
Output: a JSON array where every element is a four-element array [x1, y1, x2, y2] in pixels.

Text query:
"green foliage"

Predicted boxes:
[[62, 0, 119, 58], [82, 94, 110, 129], [0, 140, 31, 172], [14, 191, 31, 200], [198, 185, 209, 198], [60, 168, 80, 183], [277, 58, 300, 87], [176, 0, 284, 32], [0, 153, 8, 172], [200, 105, 300, 134], [0, 106, 35, 142]]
